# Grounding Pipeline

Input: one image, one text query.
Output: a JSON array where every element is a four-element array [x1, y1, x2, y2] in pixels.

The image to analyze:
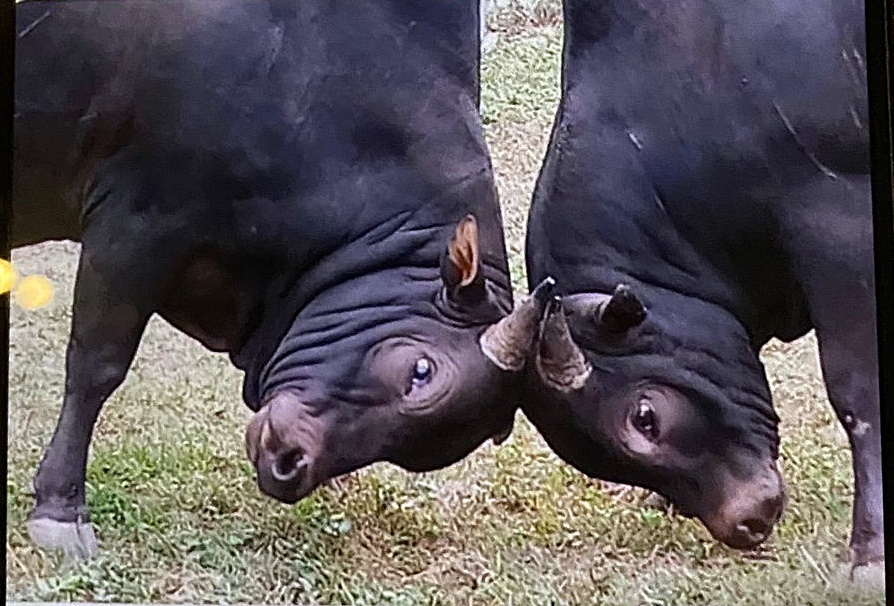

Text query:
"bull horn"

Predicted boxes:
[[479, 276, 556, 371], [536, 295, 591, 392], [564, 284, 646, 333]]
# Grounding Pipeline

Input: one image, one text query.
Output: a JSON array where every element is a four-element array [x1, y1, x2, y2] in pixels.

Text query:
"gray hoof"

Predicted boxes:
[[27, 517, 99, 560], [481, 31, 499, 54], [831, 559, 886, 594], [850, 560, 886, 591]]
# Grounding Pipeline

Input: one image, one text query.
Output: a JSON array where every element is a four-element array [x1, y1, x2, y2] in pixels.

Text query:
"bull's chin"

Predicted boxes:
[[256, 475, 319, 504], [647, 491, 775, 550]]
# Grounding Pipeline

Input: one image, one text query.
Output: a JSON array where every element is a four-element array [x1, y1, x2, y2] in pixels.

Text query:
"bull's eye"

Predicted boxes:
[[410, 356, 434, 389], [633, 401, 658, 439]]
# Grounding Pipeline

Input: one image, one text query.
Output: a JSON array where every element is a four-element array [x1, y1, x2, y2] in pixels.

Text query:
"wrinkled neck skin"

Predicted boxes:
[[212, 0, 511, 409], [233, 166, 513, 411], [260, 266, 509, 397]]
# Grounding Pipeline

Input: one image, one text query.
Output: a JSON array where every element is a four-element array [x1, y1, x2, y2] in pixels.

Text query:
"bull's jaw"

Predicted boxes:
[[490, 419, 514, 445]]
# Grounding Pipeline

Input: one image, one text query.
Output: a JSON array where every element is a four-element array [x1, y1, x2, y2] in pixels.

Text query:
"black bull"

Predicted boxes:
[[524, 0, 882, 576], [13, 0, 551, 558]]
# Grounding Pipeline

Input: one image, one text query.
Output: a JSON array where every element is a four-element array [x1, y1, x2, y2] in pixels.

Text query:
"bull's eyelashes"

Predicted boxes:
[[369, 340, 441, 402], [398, 350, 452, 414], [440, 214, 486, 303]]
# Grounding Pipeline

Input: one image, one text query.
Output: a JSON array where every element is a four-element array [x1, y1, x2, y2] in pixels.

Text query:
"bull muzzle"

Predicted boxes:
[[245, 393, 323, 504], [701, 463, 787, 550]]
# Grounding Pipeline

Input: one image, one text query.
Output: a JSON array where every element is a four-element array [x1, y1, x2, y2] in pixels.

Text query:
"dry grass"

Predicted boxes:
[[6, 8, 884, 606]]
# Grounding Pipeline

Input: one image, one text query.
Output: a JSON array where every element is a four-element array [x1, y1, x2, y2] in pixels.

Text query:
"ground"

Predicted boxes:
[[5, 6, 884, 605]]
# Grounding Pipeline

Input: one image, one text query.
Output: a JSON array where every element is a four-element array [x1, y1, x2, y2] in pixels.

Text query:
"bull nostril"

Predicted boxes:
[[772, 493, 785, 512], [271, 449, 309, 483], [758, 493, 786, 525], [737, 517, 771, 542]]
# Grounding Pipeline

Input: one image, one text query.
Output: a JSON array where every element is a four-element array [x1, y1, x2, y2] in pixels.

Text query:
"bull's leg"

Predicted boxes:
[[814, 322, 885, 579], [24, 189, 182, 558], [26, 247, 154, 559], [784, 176, 884, 587]]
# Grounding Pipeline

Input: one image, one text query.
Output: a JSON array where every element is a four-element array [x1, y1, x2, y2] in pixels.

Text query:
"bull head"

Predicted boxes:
[[535, 284, 647, 391]]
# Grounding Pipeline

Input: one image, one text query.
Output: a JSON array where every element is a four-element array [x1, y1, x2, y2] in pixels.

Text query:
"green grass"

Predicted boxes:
[[6, 8, 885, 606]]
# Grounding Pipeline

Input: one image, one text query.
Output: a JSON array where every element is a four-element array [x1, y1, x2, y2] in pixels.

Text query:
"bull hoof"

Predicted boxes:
[[481, 31, 499, 54], [830, 559, 886, 594], [26, 517, 99, 560], [849, 560, 886, 591]]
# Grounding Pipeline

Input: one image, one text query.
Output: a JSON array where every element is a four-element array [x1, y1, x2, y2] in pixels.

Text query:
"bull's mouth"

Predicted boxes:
[[255, 466, 319, 504], [265, 483, 318, 504]]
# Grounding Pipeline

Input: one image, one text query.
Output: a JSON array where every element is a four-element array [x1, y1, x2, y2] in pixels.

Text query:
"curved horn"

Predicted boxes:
[[535, 296, 591, 392], [479, 276, 556, 371], [564, 284, 647, 332]]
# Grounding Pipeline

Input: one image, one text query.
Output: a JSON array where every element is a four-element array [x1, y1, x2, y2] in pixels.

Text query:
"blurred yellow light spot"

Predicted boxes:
[[0, 259, 18, 295], [14, 274, 54, 310]]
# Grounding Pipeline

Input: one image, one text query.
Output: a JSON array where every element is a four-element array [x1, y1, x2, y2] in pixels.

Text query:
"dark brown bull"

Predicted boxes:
[[523, 0, 882, 583], [13, 0, 547, 558]]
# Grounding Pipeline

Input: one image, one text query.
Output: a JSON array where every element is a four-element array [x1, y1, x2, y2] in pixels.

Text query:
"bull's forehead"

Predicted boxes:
[[281, 304, 469, 357], [564, 287, 776, 425], [578, 348, 779, 446]]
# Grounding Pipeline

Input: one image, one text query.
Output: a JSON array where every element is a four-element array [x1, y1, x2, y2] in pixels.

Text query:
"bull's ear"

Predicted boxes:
[[440, 214, 485, 300]]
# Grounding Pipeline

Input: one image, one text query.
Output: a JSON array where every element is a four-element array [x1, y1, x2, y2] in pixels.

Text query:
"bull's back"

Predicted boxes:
[[565, 0, 866, 202], [14, 0, 491, 255], [530, 0, 868, 296], [13, 0, 302, 248]]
